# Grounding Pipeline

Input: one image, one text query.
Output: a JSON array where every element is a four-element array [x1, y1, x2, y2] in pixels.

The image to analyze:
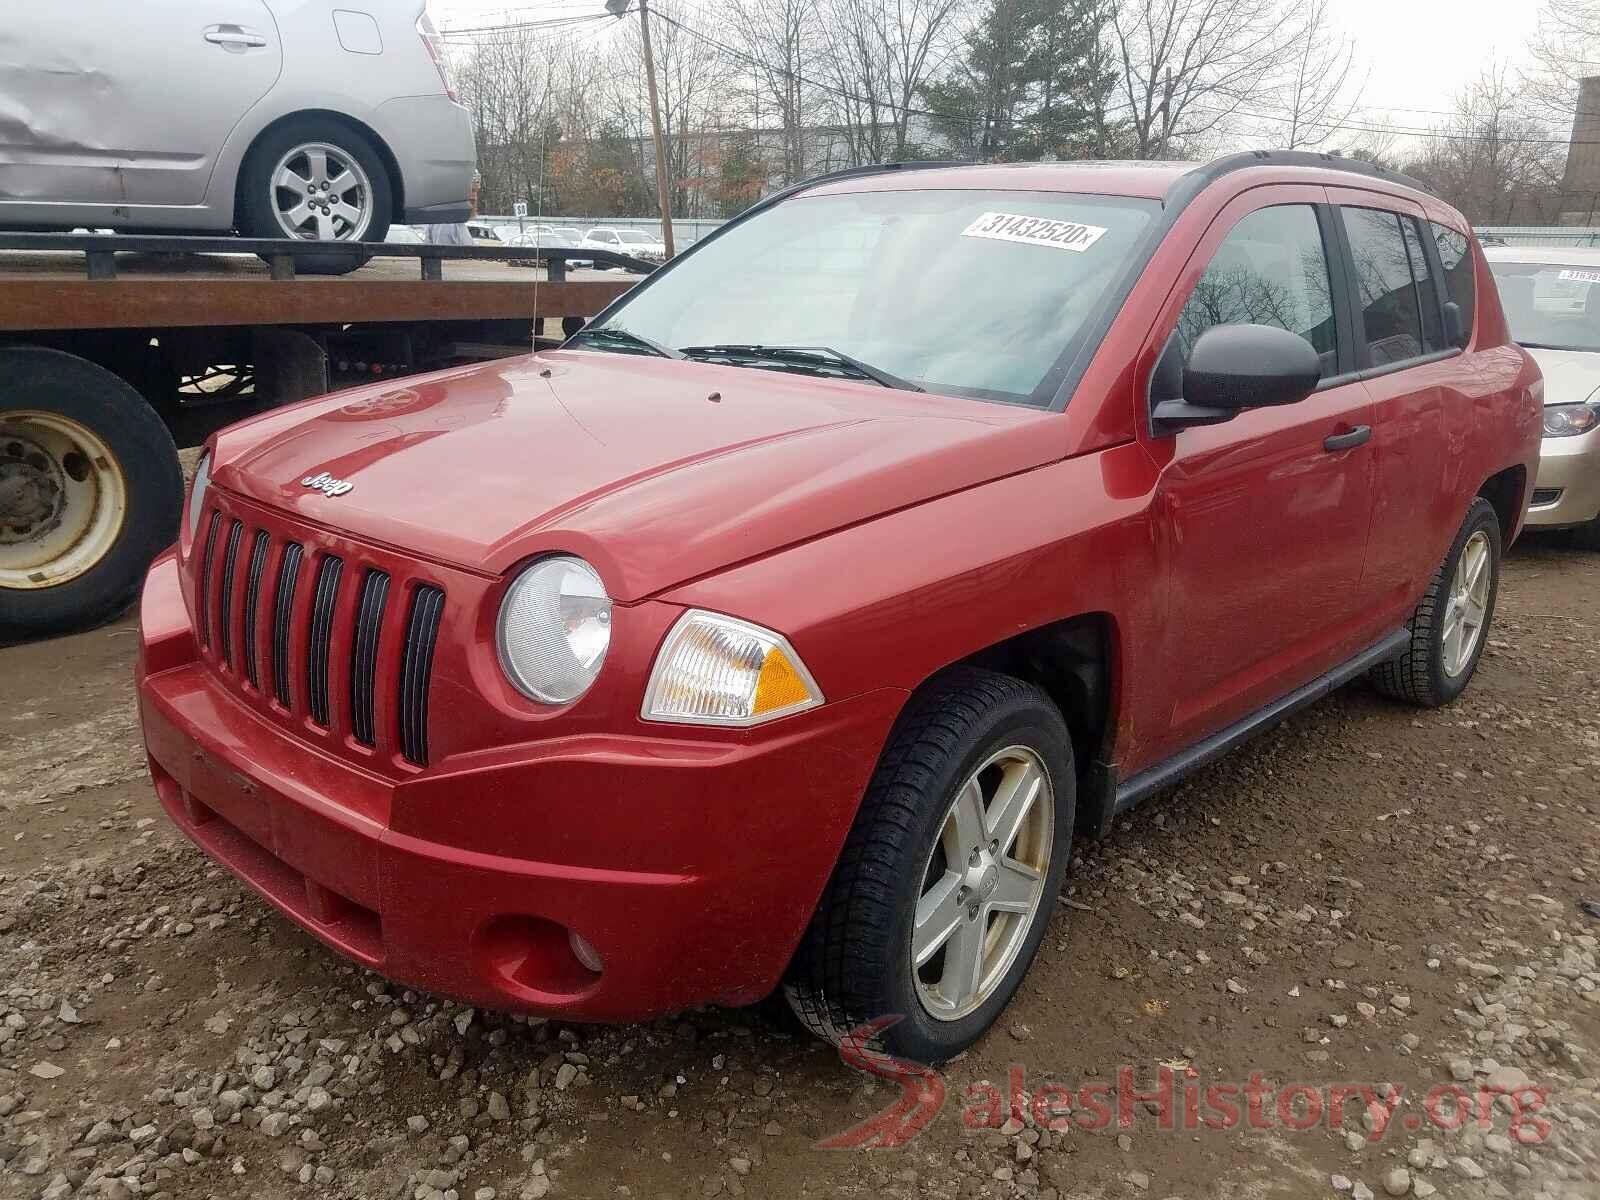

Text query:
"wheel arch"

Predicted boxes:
[[1477, 463, 1528, 546], [232, 109, 405, 230], [913, 611, 1122, 839]]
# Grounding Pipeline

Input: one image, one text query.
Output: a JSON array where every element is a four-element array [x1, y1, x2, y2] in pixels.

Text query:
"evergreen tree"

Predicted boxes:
[[920, 0, 1120, 162]]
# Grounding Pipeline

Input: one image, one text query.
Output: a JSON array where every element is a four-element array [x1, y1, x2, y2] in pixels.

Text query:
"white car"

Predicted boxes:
[[1486, 245, 1600, 546], [580, 227, 668, 263], [1, 2, 475, 270]]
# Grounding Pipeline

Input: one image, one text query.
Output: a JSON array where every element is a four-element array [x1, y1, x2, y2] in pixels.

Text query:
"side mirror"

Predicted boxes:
[[1150, 324, 1322, 436], [1442, 300, 1467, 349]]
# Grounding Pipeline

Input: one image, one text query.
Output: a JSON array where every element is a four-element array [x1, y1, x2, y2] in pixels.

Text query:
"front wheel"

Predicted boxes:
[[0, 348, 182, 640], [1370, 496, 1502, 707], [784, 668, 1074, 1064]]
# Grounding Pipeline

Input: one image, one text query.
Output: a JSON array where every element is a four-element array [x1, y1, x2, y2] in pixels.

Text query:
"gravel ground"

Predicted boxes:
[[1, 535, 1597, 1200]]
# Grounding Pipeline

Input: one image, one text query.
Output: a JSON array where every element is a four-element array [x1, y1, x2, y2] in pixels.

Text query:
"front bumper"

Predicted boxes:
[[1527, 425, 1600, 529], [137, 551, 904, 1021]]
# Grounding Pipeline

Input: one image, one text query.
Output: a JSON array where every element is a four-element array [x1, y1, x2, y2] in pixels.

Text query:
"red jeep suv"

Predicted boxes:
[[137, 152, 1541, 1063]]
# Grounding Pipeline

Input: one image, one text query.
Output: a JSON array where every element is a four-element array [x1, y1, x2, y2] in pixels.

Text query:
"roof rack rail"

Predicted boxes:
[[1173, 149, 1436, 204]]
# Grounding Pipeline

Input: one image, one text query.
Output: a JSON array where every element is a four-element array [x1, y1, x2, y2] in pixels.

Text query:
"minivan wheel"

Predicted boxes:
[[784, 668, 1074, 1065], [238, 118, 392, 275], [1369, 496, 1502, 707]]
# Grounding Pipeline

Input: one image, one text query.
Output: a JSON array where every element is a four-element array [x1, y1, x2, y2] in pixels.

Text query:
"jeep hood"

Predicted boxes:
[[1521, 345, 1600, 406], [211, 351, 1061, 602]]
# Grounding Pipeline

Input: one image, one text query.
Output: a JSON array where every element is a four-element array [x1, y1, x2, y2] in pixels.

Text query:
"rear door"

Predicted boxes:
[[1326, 190, 1461, 627], [0, 0, 281, 211], [1142, 186, 1381, 760]]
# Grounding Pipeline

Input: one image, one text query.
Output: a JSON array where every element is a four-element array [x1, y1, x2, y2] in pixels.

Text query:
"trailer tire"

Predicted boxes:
[[237, 117, 392, 276], [0, 347, 182, 641]]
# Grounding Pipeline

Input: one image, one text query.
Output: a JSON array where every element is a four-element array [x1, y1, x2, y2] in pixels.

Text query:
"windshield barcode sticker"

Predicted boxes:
[[1558, 268, 1600, 283], [961, 212, 1108, 252]]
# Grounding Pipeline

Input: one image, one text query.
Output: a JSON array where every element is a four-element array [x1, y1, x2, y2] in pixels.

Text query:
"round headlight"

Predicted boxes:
[[496, 556, 611, 704], [187, 452, 212, 535]]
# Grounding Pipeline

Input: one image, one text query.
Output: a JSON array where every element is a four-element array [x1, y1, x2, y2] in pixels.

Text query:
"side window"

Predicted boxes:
[[1400, 216, 1445, 352], [1431, 223, 1476, 341], [1341, 206, 1427, 367], [1176, 204, 1338, 375]]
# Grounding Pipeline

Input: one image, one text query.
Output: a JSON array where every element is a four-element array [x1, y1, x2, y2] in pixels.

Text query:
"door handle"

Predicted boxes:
[[204, 24, 268, 48], [1323, 425, 1372, 452]]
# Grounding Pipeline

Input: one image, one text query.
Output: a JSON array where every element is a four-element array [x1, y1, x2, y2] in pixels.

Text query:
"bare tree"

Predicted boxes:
[[1403, 66, 1567, 224], [727, 0, 821, 184], [1109, 0, 1302, 159], [1277, 0, 1361, 150], [1525, 0, 1600, 127]]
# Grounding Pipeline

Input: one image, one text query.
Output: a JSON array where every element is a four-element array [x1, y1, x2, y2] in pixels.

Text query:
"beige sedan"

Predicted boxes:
[[1487, 246, 1600, 546]]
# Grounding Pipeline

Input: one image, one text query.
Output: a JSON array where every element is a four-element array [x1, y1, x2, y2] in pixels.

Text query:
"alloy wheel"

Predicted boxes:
[[269, 142, 374, 241], [912, 745, 1053, 1021], [1441, 528, 1491, 677]]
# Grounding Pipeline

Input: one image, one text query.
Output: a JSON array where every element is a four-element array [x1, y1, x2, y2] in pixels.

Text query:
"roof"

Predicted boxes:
[[800, 151, 1437, 207], [1483, 245, 1600, 266]]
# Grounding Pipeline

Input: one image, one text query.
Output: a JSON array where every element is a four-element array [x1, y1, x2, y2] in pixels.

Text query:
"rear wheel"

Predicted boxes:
[[1369, 497, 1501, 706], [238, 118, 392, 276], [0, 348, 182, 640], [784, 668, 1074, 1064]]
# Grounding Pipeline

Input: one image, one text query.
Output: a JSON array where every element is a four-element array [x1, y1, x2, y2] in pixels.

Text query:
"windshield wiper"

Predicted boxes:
[[567, 326, 683, 359], [1516, 341, 1586, 352], [678, 344, 924, 392]]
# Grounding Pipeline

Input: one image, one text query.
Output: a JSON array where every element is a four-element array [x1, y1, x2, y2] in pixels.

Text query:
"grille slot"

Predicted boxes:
[[196, 511, 222, 647], [271, 543, 304, 708], [398, 585, 445, 766], [241, 532, 271, 687], [306, 556, 344, 727], [217, 520, 244, 667], [349, 570, 391, 746], [1531, 487, 1562, 507]]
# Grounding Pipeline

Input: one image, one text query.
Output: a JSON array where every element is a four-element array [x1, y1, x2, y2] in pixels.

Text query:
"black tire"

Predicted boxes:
[[237, 118, 392, 276], [1369, 496, 1502, 707], [0, 347, 182, 641], [784, 668, 1074, 1065]]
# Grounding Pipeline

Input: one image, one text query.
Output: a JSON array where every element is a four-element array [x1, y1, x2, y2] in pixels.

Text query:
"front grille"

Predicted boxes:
[[1531, 487, 1562, 507], [307, 556, 344, 727], [241, 532, 270, 687], [196, 512, 222, 647], [193, 498, 447, 765], [399, 586, 445, 766], [349, 570, 391, 746], [272, 543, 304, 708], [217, 520, 244, 667]]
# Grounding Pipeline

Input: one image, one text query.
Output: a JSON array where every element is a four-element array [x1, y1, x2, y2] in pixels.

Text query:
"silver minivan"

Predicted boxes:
[[0, 2, 475, 260]]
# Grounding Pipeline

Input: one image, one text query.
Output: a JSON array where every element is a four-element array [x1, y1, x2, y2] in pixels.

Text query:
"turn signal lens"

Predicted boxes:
[[643, 610, 823, 726]]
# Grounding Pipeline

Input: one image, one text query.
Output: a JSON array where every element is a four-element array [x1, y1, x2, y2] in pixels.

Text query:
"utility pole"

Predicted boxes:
[[607, 0, 675, 258]]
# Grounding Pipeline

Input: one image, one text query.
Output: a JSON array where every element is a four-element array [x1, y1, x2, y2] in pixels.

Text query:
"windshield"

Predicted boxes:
[[1489, 260, 1600, 352], [617, 230, 655, 244], [582, 189, 1158, 405]]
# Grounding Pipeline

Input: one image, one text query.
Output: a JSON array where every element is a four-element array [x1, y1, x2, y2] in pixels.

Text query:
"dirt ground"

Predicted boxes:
[[1, 535, 1597, 1200]]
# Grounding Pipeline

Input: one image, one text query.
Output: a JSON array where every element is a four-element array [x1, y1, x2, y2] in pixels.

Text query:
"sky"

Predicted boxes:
[[427, 0, 1555, 145]]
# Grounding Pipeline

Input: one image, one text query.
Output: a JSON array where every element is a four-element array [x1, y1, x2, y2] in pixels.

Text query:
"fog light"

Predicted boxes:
[[569, 930, 604, 973]]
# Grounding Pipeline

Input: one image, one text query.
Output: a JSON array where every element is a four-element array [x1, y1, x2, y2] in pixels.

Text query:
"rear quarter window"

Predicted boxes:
[[1431, 223, 1476, 342]]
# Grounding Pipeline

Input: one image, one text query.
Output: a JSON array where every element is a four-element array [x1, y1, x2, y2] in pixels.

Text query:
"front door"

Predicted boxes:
[[1143, 189, 1381, 761], [0, 0, 281, 214]]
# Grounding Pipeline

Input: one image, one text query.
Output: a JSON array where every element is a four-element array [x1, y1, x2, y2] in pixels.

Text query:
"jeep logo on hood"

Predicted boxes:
[[301, 471, 353, 497]]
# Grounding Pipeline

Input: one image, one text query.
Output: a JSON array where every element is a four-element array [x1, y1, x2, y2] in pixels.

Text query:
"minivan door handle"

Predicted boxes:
[[1323, 425, 1372, 452], [204, 23, 268, 49]]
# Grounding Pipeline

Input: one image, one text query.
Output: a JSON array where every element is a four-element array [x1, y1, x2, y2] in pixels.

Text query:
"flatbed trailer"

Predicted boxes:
[[0, 233, 644, 640]]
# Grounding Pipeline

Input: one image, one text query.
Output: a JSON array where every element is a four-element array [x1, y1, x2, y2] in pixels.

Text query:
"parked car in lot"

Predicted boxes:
[[581, 226, 668, 262], [1485, 246, 1600, 545], [137, 153, 1540, 1064], [0, 2, 475, 272]]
